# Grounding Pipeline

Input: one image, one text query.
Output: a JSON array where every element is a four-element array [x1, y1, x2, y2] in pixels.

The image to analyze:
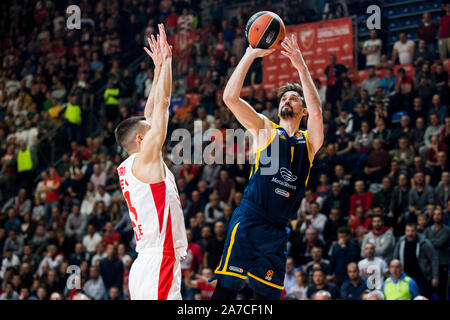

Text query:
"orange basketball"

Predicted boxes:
[[245, 11, 286, 49]]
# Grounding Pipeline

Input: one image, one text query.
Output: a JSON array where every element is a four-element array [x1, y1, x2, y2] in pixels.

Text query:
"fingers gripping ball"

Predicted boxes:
[[245, 11, 286, 49]]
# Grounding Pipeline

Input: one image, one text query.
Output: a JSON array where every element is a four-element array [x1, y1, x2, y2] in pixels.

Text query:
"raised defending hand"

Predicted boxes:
[[157, 23, 173, 61], [280, 33, 305, 70], [144, 34, 162, 67]]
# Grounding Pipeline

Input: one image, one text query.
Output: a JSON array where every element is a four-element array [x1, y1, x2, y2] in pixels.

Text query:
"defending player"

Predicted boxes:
[[115, 24, 187, 300], [210, 34, 324, 300]]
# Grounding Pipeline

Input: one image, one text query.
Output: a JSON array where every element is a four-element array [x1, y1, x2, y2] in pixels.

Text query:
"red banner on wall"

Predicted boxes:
[[263, 17, 354, 89], [168, 30, 205, 76]]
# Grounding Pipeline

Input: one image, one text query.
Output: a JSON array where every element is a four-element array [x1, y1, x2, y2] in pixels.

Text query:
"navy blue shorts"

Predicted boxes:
[[210, 200, 289, 300]]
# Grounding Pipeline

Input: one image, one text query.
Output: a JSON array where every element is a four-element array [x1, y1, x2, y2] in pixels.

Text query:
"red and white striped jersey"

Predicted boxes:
[[117, 153, 187, 258]]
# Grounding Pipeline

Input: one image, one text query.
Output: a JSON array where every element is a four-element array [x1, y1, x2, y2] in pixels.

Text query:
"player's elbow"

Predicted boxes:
[[223, 93, 238, 105]]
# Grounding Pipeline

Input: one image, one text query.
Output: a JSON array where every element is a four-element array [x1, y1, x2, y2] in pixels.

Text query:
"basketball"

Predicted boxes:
[[245, 11, 286, 49]]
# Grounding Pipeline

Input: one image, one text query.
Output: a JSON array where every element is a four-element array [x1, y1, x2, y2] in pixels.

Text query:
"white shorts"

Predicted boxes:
[[128, 248, 182, 300]]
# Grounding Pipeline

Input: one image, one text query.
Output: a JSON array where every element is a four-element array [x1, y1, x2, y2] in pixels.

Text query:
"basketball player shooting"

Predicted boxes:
[[115, 24, 187, 300], [210, 34, 324, 300]]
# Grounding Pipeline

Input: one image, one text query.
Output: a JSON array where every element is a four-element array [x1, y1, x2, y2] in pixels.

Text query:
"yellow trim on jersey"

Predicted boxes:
[[290, 146, 294, 163], [302, 130, 312, 166], [247, 272, 284, 290], [221, 222, 241, 273], [214, 270, 248, 280], [302, 130, 313, 187], [252, 122, 278, 177], [215, 256, 224, 272]]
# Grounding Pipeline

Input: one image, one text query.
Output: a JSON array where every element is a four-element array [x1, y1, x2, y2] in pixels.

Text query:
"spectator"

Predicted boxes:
[[389, 137, 415, 168], [180, 229, 202, 300], [378, 67, 396, 96], [349, 181, 373, 217], [0, 282, 19, 300], [99, 244, 123, 297], [340, 263, 366, 300], [406, 172, 434, 224], [413, 40, 435, 71], [299, 202, 327, 236], [372, 177, 394, 214], [304, 246, 332, 278], [383, 259, 419, 300], [82, 224, 102, 255], [363, 138, 391, 183], [417, 12, 438, 55], [438, 3, 450, 59], [358, 242, 390, 290], [64, 95, 82, 143], [83, 266, 106, 300], [361, 68, 380, 96], [214, 169, 235, 204], [392, 32, 415, 65], [423, 208, 450, 300], [90, 164, 107, 192], [329, 227, 360, 284], [361, 215, 396, 263], [435, 171, 450, 209], [348, 205, 371, 240], [203, 221, 225, 270], [362, 30, 382, 69], [306, 269, 340, 300], [65, 204, 86, 241], [324, 54, 348, 108], [183, 268, 216, 300], [102, 222, 121, 247], [393, 224, 439, 298], [285, 270, 309, 300]]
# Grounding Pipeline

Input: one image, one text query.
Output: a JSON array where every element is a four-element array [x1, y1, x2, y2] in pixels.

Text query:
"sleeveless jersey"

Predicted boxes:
[[117, 153, 187, 257], [243, 122, 313, 225]]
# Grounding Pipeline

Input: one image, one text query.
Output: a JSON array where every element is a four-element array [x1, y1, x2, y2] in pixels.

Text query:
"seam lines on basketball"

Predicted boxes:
[[255, 16, 275, 49]]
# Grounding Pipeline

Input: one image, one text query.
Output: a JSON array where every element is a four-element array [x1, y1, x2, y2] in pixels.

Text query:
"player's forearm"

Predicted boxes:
[[296, 64, 322, 118], [144, 64, 162, 121], [223, 51, 254, 103], [154, 58, 172, 114]]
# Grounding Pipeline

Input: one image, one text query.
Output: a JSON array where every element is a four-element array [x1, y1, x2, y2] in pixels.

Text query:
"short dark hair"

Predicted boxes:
[[114, 116, 146, 152], [337, 226, 351, 235], [277, 82, 305, 105]]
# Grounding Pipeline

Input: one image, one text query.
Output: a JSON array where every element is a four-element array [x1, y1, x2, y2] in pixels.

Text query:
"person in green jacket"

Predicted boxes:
[[64, 95, 83, 143], [383, 259, 420, 300], [104, 79, 120, 124]]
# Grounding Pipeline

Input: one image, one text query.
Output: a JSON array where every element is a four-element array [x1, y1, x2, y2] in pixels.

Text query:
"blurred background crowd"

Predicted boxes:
[[0, 0, 449, 300]]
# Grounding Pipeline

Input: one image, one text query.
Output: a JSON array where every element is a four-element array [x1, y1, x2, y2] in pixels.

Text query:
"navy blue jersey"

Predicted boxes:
[[243, 121, 312, 225]]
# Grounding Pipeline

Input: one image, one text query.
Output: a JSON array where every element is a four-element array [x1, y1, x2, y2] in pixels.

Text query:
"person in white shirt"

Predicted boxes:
[[358, 243, 389, 290], [392, 32, 415, 65], [83, 224, 103, 254], [300, 202, 328, 236], [362, 30, 382, 68], [286, 270, 309, 300], [94, 185, 111, 208], [0, 250, 20, 279], [80, 181, 97, 216]]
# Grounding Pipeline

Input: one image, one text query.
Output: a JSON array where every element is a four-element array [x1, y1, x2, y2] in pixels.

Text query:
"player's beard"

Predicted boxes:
[[279, 104, 297, 119]]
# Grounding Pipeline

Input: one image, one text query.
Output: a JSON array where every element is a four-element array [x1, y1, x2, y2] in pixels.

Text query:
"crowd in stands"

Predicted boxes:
[[0, 0, 449, 301]]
